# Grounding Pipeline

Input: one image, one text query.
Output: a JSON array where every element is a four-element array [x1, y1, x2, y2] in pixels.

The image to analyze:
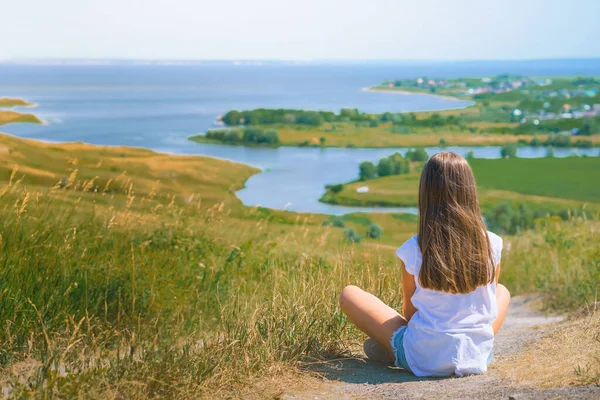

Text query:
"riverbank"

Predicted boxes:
[[363, 86, 469, 103]]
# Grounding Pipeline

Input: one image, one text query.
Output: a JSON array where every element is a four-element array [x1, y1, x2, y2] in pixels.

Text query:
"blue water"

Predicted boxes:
[[1, 61, 598, 215]]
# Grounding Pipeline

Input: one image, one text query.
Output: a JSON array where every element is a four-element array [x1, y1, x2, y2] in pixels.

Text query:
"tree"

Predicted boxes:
[[405, 148, 429, 162], [377, 157, 394, 177], [359, 161, 377, 181], [367, 224, 382, 239], [500, 144, 518, 158], [389, 153, 406, 174], [325, 183, 344, 194], [265, 129, 280, 144], [529, 135, 541, 147], [580, 122, 591, 136], [319, 136, 326, 146], [465, 150, 475, 160], [439, 137, 447, 147]]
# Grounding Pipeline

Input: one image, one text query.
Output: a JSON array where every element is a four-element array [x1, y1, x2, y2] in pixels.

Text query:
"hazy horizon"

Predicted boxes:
[[3, 0, 600, 61]]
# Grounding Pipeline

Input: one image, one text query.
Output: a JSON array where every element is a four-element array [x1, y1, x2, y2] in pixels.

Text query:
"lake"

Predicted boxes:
[[1, 61, 598, 214]]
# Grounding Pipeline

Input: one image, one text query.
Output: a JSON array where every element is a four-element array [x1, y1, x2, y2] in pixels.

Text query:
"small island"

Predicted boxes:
[[0, 97, 35, 108], [0, 97, 42, 126], [189, 75, 600, 149]]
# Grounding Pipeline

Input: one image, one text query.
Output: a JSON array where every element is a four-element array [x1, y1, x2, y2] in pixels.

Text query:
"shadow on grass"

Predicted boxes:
[[302, 357, 446, 385]]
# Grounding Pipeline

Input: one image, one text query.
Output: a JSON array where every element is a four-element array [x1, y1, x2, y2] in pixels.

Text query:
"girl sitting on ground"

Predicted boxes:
[[339, 151, 510, 377]]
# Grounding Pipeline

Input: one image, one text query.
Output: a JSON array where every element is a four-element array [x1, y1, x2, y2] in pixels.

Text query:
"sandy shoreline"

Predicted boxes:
[[363, 86, 466, 103]]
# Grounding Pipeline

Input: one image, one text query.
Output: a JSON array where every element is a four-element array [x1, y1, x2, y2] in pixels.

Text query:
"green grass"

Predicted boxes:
[[0, 132, 420, 397], [1, 104, 599, 397], [320, 157, 600, 212], [469, 157, 600, 203]]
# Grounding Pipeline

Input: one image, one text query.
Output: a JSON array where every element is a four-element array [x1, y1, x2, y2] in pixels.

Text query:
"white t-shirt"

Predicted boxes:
[[395, 231, 503, 377]]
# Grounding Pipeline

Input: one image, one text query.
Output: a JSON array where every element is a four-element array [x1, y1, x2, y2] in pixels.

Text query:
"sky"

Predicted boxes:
[[2, 0, 600, 61]]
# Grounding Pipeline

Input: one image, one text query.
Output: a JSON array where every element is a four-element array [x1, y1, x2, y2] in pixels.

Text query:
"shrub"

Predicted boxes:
[[529, 135, 542, 147], [344, 227, 361, 243], [484, 201, 593, 235], [366, 224, 382, 239], [439, 137, 447, 147], [465, 150, 475, 160], [332, 217, 345, 228], [369, 119, 379, 128], [325, 184, 344, 194], [544, 133, 571, 148], [500, 144, 518, 158], [573, 139, 593, 148]]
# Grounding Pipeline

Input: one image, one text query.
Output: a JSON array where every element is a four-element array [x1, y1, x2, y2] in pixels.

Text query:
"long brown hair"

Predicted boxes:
[[417, 152, 494, 294]]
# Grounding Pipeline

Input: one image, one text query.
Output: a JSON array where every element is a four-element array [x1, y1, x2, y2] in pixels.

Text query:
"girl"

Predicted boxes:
[[339, 152, 510, 377]]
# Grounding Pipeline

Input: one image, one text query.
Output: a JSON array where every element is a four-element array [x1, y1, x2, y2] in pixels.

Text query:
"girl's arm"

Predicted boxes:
[[401, 260, 418, 322], [495, 263, 502, 283]]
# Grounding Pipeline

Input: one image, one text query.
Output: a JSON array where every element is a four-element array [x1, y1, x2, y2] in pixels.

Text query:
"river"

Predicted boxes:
[[1, 61, 598, 214]]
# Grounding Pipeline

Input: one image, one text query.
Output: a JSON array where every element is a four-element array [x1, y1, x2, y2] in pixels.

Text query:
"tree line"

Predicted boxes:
[[221, 108, 464, 129], [205, 127, 280, 146], [359, 149, 428, 181]]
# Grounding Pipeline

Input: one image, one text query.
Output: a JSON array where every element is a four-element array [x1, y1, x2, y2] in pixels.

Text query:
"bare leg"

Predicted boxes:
[[493, 283, 511, 335], [339, 285, 407, 361]]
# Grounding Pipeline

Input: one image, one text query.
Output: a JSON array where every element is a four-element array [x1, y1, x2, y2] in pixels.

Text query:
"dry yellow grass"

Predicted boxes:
[[276, 123, 545, 148], [0, 110, 42, 126], [0, 97, 34, 107], [500, 311, 600, 387]]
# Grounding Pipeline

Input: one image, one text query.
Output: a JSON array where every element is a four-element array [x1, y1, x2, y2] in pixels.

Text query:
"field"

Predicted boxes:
[[190, 121, 562, 148], [320, 157, 600, 211], [0, 108, 598, 397]]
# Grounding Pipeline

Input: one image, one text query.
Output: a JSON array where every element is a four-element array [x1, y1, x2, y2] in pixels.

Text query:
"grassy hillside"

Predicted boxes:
[[0, 131, 421, 398], [0, 111, 598, 396], [321, 157, 600, 212]]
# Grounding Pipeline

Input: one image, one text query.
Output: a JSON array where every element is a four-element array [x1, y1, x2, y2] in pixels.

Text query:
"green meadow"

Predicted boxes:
[[321, 156, 600, 211]]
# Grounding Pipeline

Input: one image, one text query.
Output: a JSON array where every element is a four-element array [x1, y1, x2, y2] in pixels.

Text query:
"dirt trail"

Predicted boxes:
[[284, 296, 600, 400]]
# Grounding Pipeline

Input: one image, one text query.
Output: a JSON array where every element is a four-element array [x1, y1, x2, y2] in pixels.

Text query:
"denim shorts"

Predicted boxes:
[[390, 325, 412, 371]]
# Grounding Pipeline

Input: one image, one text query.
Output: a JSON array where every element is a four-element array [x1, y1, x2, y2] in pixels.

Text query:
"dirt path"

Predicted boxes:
[[284, 296, 600, 400]]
